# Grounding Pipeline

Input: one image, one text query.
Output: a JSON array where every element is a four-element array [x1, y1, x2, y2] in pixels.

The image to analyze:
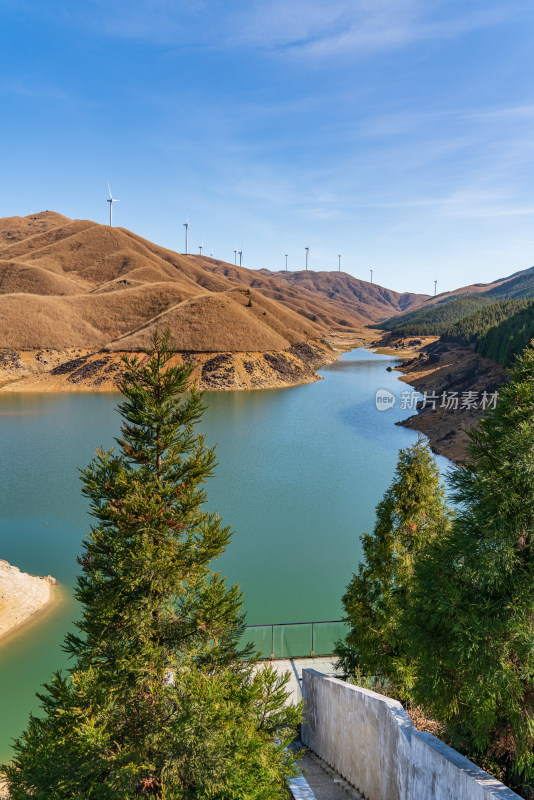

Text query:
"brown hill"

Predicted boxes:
[[0, 211, 427, 353], [108, 288, 323, 352], [0, 211, 70, 246], [190, 261, 428, 327], [0, 261, 82, 296], [96, 228, 428, 326]]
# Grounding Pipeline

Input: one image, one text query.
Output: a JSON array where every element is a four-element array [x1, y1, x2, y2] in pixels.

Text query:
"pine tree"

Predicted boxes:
[[335, 438, 451, 702], [4, 333, 300, 799], [407, 344, 534, 796]]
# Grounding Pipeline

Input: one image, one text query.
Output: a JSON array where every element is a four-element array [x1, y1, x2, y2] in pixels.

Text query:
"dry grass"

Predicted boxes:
[[197, 260, 430, 327], [0, 260, 82, 295], [0, 210, 69, 246], [406, 704, 446, 738], [109, 288, 323, 352], [0, 211, 428, 353]]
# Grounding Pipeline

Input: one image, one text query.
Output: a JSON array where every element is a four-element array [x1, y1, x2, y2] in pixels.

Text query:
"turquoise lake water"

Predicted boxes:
[[0, 348, 451, 760]]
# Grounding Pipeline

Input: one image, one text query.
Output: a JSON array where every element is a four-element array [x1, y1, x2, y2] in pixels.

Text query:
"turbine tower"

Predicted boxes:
[[434, 279, 438, 296], [107, 183, 119, 227], [183, 218, 189, 254], [234, 249, 237, 265], [199, 243, 203, 255], [338, 254, 341, 272], [305, 246, 309, 270], [285, 253, 288, 271], [370, 269, 373, 283], [239, 249, 243, 267]]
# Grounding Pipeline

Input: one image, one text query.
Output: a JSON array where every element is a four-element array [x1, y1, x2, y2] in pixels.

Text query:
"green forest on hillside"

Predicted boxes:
[[370, 294, 488, 336], [475, 302, 534, 366], [484, 266, 534, 301], [373, 266, 534, 338], [438, 298, 534, 366], [440, 298, 532, 346]]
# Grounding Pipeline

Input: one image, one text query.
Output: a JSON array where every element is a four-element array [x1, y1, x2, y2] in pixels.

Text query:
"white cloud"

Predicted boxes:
[[222, 0, 507, 57], [32, 0, 510, 58], [42, 0, 211, 45], [463, 105, 534, 123]]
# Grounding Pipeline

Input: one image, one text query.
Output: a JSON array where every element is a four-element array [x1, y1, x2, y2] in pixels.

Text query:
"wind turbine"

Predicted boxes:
[[305, 246, 309, 270], [107, 183, 119, 227], [370, 269, 373, 283], [183, 218, 189, 254], [285, 253, 288, 271], [239, 248, 243, 267], [434, 279, 438, 296], [338, 254, 341, 272], [234, 249, 237, 265], [199, 243, 203, 255]]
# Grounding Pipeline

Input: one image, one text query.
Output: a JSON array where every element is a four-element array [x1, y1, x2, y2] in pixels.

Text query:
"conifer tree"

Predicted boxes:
[[407, 345, 534, 796], [335, 438, 451, 702], [4, 333, 300, 800]]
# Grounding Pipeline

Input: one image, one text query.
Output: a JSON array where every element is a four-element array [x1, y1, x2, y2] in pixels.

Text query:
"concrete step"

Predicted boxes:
[[290, 740, 365, 800]]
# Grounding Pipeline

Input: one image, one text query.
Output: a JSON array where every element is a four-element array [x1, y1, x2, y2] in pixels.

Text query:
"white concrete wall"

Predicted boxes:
[[301, 669, 521, 800]]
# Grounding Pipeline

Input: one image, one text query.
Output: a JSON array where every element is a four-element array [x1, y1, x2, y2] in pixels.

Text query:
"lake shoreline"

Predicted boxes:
[[370, 334, 507, 464], [0, 331, 375, 394], [0, 341, 447, 762], [0, 560, 59, 647]]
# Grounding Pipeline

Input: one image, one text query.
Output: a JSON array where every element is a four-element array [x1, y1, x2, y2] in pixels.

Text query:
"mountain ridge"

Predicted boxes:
[[0, 212, 427, 352]]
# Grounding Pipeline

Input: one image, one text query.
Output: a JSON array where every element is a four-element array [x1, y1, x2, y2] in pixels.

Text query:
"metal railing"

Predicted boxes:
[[242, 619, 347, 660]]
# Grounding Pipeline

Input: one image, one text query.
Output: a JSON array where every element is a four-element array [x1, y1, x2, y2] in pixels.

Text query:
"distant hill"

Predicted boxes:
[[373, 295, 489, 336], [440, 298, 533, 347], [407, 266, 534, 308], [199, 264, 428, 328], [444, 300, 534, 367], [0, 212, 427, 352], [373, 265, 534, 337]]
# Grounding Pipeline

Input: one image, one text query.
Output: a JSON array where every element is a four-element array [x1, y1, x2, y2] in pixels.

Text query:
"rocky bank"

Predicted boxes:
[[0, 560, 58, 644], [373, 336, 508, 464], [0, 332, 374, 393]]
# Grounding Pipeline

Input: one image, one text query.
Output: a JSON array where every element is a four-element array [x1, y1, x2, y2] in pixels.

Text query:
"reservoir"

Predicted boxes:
[[0, 348, 450, 760]]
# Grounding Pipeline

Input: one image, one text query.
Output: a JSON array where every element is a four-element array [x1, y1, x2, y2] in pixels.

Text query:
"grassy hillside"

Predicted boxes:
[[0, 211, 427, 352], [199, 262, 428, 328]]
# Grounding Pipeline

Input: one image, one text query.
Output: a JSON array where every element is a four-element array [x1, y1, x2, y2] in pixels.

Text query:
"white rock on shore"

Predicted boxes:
[[0, 559, 57, 642]]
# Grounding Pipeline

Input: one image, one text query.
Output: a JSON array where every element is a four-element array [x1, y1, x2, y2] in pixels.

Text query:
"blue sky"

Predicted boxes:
[[1, 0, 533, 293]]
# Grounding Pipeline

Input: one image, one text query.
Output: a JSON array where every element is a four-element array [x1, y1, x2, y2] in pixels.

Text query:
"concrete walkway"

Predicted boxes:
[[290, 741, 364, 800], [258, 659, 364, 800]]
